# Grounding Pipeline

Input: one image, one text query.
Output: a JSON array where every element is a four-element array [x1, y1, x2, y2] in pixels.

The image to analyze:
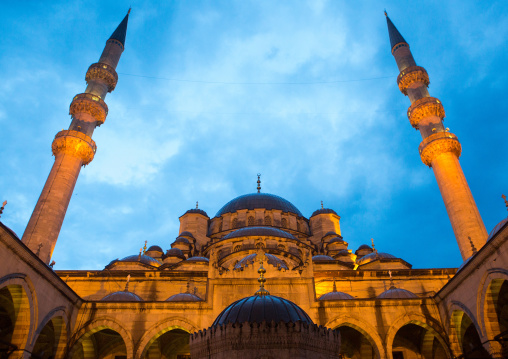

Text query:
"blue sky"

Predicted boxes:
[[1, 1, 507, 269]]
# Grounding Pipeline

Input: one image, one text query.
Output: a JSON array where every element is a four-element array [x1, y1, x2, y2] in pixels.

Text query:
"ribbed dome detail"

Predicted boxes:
[[234, 253, 288, 270], [377, 287, 418, 299], [215, 193, 303, 218], [166, 293, 203, 302], [223, 227, 296, 240], [318, 291, 354, 301], [213, 295, 313, 326], [101, 291, 143, 302]]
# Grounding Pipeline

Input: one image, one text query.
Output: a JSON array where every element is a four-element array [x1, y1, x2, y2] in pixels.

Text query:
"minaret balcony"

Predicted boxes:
[[407, 97, 445, 129], [85, 62, 118, 92], [418, 132, 461, 167], [69, 93, 109, 125], [397, 66, 429, 95], [52, 130, 97, 166]]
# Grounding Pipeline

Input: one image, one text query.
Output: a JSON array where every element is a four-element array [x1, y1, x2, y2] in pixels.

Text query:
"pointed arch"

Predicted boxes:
[[30, 307, 69, 358]]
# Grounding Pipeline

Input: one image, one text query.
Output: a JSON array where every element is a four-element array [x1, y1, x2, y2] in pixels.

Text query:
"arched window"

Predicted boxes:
[[232, 218, 238, 229], [256, 242, 265, 249], [264, 216, 272, 226], [233, 245, 242, 252], [281, 218, 288, 228], [248, 216, 255, 226], [296, 221, 301, 232], [218, 221, 223, 232], [277, 244, 285, 251]]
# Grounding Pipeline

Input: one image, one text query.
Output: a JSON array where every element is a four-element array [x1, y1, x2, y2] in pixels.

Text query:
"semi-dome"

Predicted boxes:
[[186, 256, 209, 263], [213, 294, 313, 326], [117, 254, 161, 267], [183, 208, 209, 217], [357, 251, 397, 265], [311, 208, 338, 217], [166, 293, 203, 302], [101, 290, 143, 302], [319, 291, 354, 300], [234, 253, 288, 270], [377, 287, 418, 299], [215, 193, 303, 218], [223, 227, 297, 240], [146, 245, 163, 253], [312, 255, 335, 262]]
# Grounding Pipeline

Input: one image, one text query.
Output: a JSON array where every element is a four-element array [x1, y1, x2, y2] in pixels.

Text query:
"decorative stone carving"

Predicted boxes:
[[69, 93, 109, 125], [407, 97, 445, 129], [51, 130, 96, 166], [85, 62, 118, 92], [397, 66, 429, 95], [419, 132, 461, 167]]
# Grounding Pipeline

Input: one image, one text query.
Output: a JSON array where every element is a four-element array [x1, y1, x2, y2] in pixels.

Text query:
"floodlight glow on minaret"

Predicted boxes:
[[386, 13, 487, 260], [22, 10, 131, 264]]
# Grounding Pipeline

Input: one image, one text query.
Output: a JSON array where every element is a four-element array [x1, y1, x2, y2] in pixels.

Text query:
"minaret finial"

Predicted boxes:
[[257, 174, 261, 193], [125, 274, 131, 291], [255, 251, 270, 296], [321, 200, 324, 209], [384, 9, 388, 17], [128, 7, 131, 15], [138, 248, 142, 260], [196, 201, 199, 209], [0, 200, 7, 219], [502, 194, 508, 211]]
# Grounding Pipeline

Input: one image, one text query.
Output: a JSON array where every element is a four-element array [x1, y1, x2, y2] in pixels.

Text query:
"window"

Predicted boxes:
[[256, 242, 265, 249], [264, 216, 272, 226], [281, 218, 288, 228], [232, 218, 238, 229], [234, 245, 242, 252], [248, 216, 255, 226]]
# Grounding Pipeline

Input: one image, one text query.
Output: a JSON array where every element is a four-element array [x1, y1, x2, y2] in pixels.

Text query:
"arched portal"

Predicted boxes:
[[71, 328, 127, 359], [0, 284, 31, 357], [142, 328, 190, 359], [484, 279, 508, 357], [31, 315, 67, 359], [391, 323, 449, 359], [450, 310, 490, 358], [337, 325, 376, 359]]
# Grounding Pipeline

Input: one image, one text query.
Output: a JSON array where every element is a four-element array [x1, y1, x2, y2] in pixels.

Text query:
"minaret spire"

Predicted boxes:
[[22, 11, 130, 264], [387, 16, 487, 260]]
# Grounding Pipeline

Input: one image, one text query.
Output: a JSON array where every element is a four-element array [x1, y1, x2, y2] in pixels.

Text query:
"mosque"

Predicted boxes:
[[0, 9, 507, 359]]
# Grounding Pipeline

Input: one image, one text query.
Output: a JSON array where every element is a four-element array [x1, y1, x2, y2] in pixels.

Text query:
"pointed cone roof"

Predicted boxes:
[[109, 9, 130, 46], [385, 13, 407, 50]]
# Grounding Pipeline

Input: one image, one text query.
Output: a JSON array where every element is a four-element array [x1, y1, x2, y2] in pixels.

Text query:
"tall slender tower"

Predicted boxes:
[[386, 13, 487, 260], [22, 11, 130, 264]]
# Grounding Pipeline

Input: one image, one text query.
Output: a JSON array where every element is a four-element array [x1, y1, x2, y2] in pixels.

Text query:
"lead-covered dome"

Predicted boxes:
[[213, 294, 313, 326], [101, 290, 143, 302], [377, 287, 418, 299], [215, 193, 303, 218]]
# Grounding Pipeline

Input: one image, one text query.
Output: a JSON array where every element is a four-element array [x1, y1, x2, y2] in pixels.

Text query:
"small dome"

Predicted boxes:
[[223, 227, 297, 240], [118, 254, 161, 267], [377, 287, 418, 299], [319, 291, 354, 300], [311, 208, 338, 217], [215, 193, 303, 218], [166, 293, 203, 302], [324, 231, 338, 238], [183, 208, 209, 217], [164, 248, 186, 259], [186, 256, 210, 263], [356, 252, 397, 266], [178, 231, 195, 239], [147, 245, 163, 253], [328, 237, 346, 244], [101, 291, 143, 302], [487, 218, 508, 241], [357, 244, 372, 250], [335, 249, 350, 256], [174, 236, 190, 244], [312, 255, 335, 262], [213, 295, 313, 326], [235, 253, 288, 270]]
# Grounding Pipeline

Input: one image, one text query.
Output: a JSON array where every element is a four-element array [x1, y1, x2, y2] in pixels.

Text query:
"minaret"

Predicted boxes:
[[386, 13, 487, 260], [22, 10, 131, 264]]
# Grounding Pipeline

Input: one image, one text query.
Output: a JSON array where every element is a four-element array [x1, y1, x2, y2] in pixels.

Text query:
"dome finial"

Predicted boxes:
[[257, 174, 261, 193], [321, 200, 324, 209], [371, 238, 377, 252], [0, 200, 7, 219], [138, 248, 142, 260], [255, 251, 270, 296], [468, 236, 478, 255], [196, 201, 199, 209], [388, 270, 396, 289], [332, 278, 337, 292], [384, 9, 388, 17], [125, 274, 131, 291], [502, 194, 508, 211], [143, 240, 147, 255]]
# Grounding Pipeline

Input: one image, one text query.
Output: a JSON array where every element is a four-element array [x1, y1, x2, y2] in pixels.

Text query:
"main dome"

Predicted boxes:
[[215, 193, 303, 218]]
